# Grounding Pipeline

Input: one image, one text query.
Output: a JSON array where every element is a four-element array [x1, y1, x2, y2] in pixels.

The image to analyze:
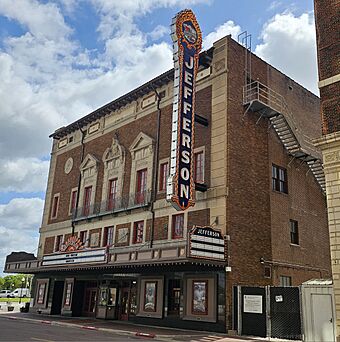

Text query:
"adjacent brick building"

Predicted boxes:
[[5, 35, 331, 332], [313, 0, 340, 339]]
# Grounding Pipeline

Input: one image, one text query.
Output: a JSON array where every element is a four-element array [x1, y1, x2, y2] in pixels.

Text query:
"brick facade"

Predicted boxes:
[[43, 236, 55, 255], [29, 34, 331, 331], [225, 36, 330, 322], [314, 0, 340, 134], [314, 1, 340, 338]]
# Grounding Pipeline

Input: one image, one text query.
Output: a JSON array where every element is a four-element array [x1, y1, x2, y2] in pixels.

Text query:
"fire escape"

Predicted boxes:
[[242, 81, 325, 193]]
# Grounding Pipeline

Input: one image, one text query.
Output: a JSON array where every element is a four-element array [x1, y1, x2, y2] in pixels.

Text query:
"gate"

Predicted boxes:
[[270, 287, 302, 340], [234, 285, 303, 340], [240, 287, 267, 337]]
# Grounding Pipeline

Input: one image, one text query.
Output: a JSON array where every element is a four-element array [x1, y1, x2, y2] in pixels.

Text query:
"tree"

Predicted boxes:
[[0, 274, 33, 290]]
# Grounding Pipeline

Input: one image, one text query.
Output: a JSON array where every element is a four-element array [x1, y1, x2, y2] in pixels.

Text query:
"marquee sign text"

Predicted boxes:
[[189, 226, 226, 261], [167, 9, 202, 211]]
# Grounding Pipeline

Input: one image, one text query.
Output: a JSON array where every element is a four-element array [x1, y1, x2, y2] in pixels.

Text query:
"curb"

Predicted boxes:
[[136, 332, 156, 338], [82, 326, 98, 331]]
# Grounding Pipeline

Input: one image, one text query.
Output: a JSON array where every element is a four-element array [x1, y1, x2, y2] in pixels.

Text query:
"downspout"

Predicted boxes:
[[150, 90, 162, 249], [71, 125, 86, 235]]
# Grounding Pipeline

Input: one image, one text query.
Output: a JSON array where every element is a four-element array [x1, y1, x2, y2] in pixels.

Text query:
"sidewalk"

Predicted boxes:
[[0, 311, 290, 342]]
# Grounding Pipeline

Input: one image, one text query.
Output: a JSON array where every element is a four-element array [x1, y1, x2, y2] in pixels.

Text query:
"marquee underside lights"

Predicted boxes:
[[167, 9, 202, 211]]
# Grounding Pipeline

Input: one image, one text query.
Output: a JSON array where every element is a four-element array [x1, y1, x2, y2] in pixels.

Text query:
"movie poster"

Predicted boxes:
[[144, 281, 157, 312], [64, 282, 73, 306], [192, 281, 208, 314], [37, 283, 46, 304]]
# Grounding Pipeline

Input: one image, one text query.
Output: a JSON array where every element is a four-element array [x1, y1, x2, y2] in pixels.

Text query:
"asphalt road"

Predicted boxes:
[[0, 318, 152, 342], [0, 315, 261, 342]]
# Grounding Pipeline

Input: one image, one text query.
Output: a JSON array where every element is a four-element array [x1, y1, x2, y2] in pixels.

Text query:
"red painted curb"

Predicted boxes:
[[81, 326, 98, 330], [135, 332, 156, 338], [7, 316, 17, 320], [41, 320, 52, 324]]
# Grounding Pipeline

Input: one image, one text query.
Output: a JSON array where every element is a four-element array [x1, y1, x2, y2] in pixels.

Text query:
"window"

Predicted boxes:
[[103, 226, 114, 246], [89, 231, 100, 247], [136, 169, 147, 204], [290, 220, 299, 245], [194, 151, 204, 183], [133, 221, 144, 243], [69, 190, 77, 215], [83, 186, 92, 216], [51, 195, 59, 219], [107, 178, 118, 210], [272, 164, 288, 193], [55, 235, 63, 252], [172, 214, 184, 239], [279, 275, 292, 287], [264, 266, 271, 278], [159, 162, 169, 191], [79, 231, 87, 246]]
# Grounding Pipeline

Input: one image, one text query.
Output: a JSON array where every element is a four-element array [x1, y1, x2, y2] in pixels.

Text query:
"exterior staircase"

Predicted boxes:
[[243, 81, 325, 193]]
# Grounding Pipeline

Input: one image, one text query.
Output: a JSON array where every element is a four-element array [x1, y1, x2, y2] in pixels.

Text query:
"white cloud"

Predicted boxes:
[[0, 0, 71, 41], [255, 12, 319, 95], [0, 198, 44, 230], [91, 0, 210, 39], [149, 25, 169, 41], [268, 1, 282, 11], [0, 158, 49, 193], [203, 20, 241, 50], [0, 198, 43, 273]]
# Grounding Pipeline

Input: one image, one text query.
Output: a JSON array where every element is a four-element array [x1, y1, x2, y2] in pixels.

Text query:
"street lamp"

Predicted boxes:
[[19, 277, 25, 304]]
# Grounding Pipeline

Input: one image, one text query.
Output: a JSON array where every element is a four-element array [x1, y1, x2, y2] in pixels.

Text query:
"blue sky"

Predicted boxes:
[[0, 0, 318, 274]]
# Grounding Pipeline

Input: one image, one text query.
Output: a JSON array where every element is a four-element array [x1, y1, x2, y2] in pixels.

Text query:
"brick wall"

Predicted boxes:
[[314, 0, 339, 81], [153, 216, 169, 240], [187, 209, 210, 229], [226, 37, 272, 291], [314, 0, 340, 134], [226, 36, 330, 283], [48, 145, 82, 223], [43, 236, 55, 254], [319, 82, 340, 134], [269, 130, 331, 275], [225, 36, 330, 326], [273, 266, 328, 286], [48, 87, 212, 224]]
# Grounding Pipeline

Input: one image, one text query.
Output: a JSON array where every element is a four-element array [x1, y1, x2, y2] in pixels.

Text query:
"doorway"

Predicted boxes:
[[51, 281, 64, 315], [119, 287, 130, 320], [167, 279, 181, 316], [311, 294, 335, 342], [83, 287, 97, 317]]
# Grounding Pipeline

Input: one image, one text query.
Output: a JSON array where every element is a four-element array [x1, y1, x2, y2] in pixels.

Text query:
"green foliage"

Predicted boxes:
[[0, 274, 33, 290]]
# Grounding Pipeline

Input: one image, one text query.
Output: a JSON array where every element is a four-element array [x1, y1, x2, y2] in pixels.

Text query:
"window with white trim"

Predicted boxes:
[[133, 221, 144, 244]]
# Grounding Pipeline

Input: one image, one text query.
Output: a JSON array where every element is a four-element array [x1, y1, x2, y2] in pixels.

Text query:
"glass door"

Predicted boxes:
[[119, 287, 130, 320], [168, 279, 181, 316]]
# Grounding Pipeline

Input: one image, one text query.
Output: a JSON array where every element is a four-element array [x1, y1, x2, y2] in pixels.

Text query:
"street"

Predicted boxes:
[[0, 318, 141, 341], [0, 315, 260, 342]]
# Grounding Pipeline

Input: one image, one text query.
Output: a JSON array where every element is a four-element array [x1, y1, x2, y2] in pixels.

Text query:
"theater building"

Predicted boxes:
[[5, 34, 331, 332]]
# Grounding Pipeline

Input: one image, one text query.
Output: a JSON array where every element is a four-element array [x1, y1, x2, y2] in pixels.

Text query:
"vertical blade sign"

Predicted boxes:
[[167, 9, 202, 211]]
